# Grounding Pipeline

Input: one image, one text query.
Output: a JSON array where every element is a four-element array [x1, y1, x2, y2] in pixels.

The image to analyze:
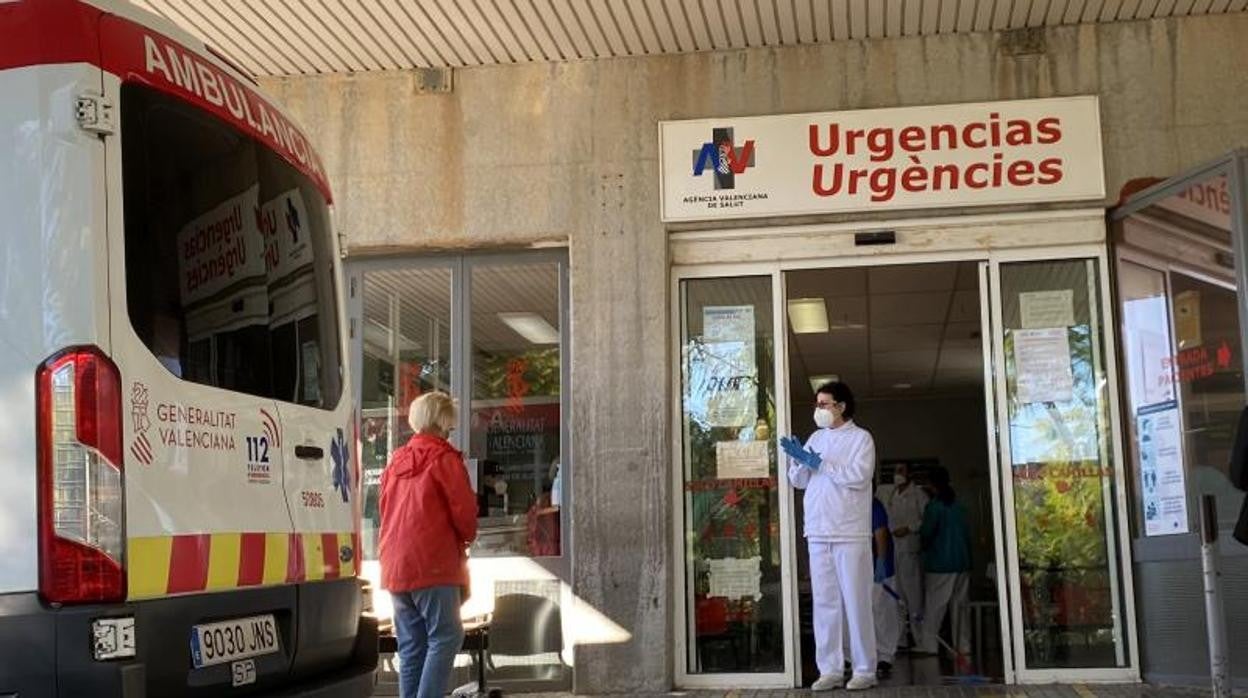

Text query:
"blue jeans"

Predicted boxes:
[[392, 586, 464, 698]]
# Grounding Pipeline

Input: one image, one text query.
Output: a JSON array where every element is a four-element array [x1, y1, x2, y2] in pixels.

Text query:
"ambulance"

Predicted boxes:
[[0, 0, 377, 695]]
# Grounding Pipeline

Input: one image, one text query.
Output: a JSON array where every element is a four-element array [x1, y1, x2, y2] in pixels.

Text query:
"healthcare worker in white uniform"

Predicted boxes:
[[885, 462, 929, 649], [781, 381, 878, 691]]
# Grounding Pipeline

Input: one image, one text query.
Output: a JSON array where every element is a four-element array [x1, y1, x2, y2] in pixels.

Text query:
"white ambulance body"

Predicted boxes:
[[0, 1, 376, 695]]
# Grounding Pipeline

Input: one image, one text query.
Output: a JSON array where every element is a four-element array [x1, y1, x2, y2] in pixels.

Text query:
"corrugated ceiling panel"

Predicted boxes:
[[756, 0, 783, 44], [955, 0, 977, 32], [642, 0, 681, 51], [127, 0, 1248, 76]]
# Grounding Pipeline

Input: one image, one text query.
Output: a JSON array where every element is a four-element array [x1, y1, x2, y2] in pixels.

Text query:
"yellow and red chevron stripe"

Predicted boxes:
[[128, 532, 361, 600]]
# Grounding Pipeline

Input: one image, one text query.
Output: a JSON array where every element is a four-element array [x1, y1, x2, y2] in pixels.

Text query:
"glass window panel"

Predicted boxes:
[[1169, 272, 1246, 530], [680, 276, 785, 674], [469, 261, 563, 559], [121, 83, 342, 408], [1117, 261, 1178, 536], [359, 267, 454, 563], [999, 259, 1128, 670]]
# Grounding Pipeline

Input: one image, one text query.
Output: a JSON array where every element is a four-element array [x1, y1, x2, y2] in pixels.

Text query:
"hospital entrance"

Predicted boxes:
[[786, 261, 1003, 686], [674, 239, 1138, 688]]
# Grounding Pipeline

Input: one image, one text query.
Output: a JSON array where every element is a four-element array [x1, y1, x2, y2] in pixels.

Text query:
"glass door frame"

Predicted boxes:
[[673, 244, 1142, 687], [671, 250, 1022, 688], [987, 244, 1142, 684], [1116, 244, 1239, 539], [345, 250, 574, 693], [670, 262, 799, 689]]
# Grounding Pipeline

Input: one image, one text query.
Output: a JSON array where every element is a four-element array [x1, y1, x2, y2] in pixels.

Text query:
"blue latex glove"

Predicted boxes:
[[779, 436, 821, 471], [874, 558, 887, 584]]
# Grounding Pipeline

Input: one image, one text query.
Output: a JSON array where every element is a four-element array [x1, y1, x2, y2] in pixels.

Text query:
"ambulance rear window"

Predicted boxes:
[[121, 84, 343, 409]]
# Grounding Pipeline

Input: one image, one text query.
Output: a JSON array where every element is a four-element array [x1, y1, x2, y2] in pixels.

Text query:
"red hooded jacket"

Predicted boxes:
[[378, 434, 478, 592]]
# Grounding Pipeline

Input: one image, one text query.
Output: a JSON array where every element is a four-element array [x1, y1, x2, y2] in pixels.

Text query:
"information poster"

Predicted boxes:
[[1014, 328, 1075, 404], [707, 557, 762, 600], [715, 441, 770, 479], [1020, 290, 1075, 329], [1137, 402, 1190, 536], [693, 306, 758, 428]]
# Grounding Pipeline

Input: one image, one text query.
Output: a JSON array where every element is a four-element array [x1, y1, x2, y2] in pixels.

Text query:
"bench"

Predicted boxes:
[[378, 616, 499, 697]]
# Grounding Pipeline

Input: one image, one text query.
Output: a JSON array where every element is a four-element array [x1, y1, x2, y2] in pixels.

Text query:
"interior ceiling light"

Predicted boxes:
[[787, 298, 829, 334], [808, 374, 840, 393], [892, 383, 913, 390], [498, 312, 560, 345]]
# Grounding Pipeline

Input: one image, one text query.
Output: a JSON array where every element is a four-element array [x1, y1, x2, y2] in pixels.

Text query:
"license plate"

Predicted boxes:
[[232, 659, 257, 687], [190, 615, 278, 669]]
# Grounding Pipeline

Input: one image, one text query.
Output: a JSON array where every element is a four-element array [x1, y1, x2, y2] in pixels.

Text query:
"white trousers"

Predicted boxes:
[[809, 540, 876, 678], [894, 551, 924, 642], [919, 572, 970, 655], [845, 583, 901, 665]]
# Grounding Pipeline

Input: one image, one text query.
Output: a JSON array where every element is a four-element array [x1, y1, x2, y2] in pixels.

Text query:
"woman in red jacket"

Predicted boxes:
[[379, 392, 478, 698]]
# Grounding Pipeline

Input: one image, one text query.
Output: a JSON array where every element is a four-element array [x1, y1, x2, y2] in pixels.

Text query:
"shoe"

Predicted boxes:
[[847, 674, 878, 691], [876, 661, 893, 679], [812, 674, 845, 691]]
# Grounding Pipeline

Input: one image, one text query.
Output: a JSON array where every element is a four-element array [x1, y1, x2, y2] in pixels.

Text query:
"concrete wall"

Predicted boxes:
[[261, 13, 1248, 693]]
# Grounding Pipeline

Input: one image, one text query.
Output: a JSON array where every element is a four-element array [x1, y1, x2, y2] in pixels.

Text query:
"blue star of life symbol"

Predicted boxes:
[[330, 428, 350, 503]]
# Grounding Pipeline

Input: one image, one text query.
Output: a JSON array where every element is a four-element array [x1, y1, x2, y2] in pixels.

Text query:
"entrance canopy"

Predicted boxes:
[[129, 0, 1248, 76]]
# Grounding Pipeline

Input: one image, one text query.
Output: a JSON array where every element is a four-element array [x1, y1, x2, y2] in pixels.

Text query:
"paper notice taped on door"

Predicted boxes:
[[707, 557, 762, 600], [1020, 290, 1076, 329], [1014, 328, 1075, 404], [716, 441, 770, 479]]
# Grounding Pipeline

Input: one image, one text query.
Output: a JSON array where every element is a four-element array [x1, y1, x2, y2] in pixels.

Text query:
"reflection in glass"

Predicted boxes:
[[1169, 273, 1247, 529], [469, 262, 563, 559], [1116, 169, 1247, 535], [680, 277, 785, 674], [122, 83, 342, 408], [1000, 260, 1127, 670], [359, 268, 453, 561]]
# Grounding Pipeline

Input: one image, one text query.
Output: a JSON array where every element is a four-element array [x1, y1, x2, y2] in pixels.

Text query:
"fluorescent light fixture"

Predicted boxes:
[[892, 383, 913, 390], [363, 319, 420, 353], [787, 298, 829, 334], [808, 374, 840, 393], [498, 312, 560, 345]]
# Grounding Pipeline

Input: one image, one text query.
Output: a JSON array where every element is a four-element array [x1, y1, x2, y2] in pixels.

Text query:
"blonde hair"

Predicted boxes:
[[408, 392, 457, 435]]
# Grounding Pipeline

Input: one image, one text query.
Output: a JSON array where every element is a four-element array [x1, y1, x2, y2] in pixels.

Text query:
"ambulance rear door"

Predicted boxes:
[[266, 187, 361, 677]]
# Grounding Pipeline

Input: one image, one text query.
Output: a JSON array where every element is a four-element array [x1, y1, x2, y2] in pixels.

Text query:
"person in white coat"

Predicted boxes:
[[885, 462, 929, 650], [781, 381, 877, 692]]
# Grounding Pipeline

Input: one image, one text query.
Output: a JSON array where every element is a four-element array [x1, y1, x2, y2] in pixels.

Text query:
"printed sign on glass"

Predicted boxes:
[[1137, 402, 1190, 536]]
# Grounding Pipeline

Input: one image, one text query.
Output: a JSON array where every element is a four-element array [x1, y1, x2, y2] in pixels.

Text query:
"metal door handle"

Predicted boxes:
[[295, 445, 324, 460]]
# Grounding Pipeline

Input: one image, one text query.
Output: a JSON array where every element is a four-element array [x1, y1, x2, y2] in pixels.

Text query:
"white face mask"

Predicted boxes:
[[813, 408, 835, 429], [895, 474, 908, 486]]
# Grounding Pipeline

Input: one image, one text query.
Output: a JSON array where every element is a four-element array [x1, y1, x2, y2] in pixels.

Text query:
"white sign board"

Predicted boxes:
[[659, 96, 1105, 222]]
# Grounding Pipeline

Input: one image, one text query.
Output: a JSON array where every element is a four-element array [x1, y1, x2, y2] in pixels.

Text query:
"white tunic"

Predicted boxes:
[[885, 484, 930, 554], [787, 420, 876, 542]]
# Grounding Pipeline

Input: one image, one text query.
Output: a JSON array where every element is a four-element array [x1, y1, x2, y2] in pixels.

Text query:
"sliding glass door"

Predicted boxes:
[[988, 252, 1139, 682]]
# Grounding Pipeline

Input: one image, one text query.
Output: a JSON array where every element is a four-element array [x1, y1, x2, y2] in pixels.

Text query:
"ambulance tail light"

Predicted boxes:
[[37, 348, 126, 604]]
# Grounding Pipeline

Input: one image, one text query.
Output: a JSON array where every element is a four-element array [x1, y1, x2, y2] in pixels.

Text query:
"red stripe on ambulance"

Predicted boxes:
[[237, 532, 266, 587], [166, 534, 211, 594]]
